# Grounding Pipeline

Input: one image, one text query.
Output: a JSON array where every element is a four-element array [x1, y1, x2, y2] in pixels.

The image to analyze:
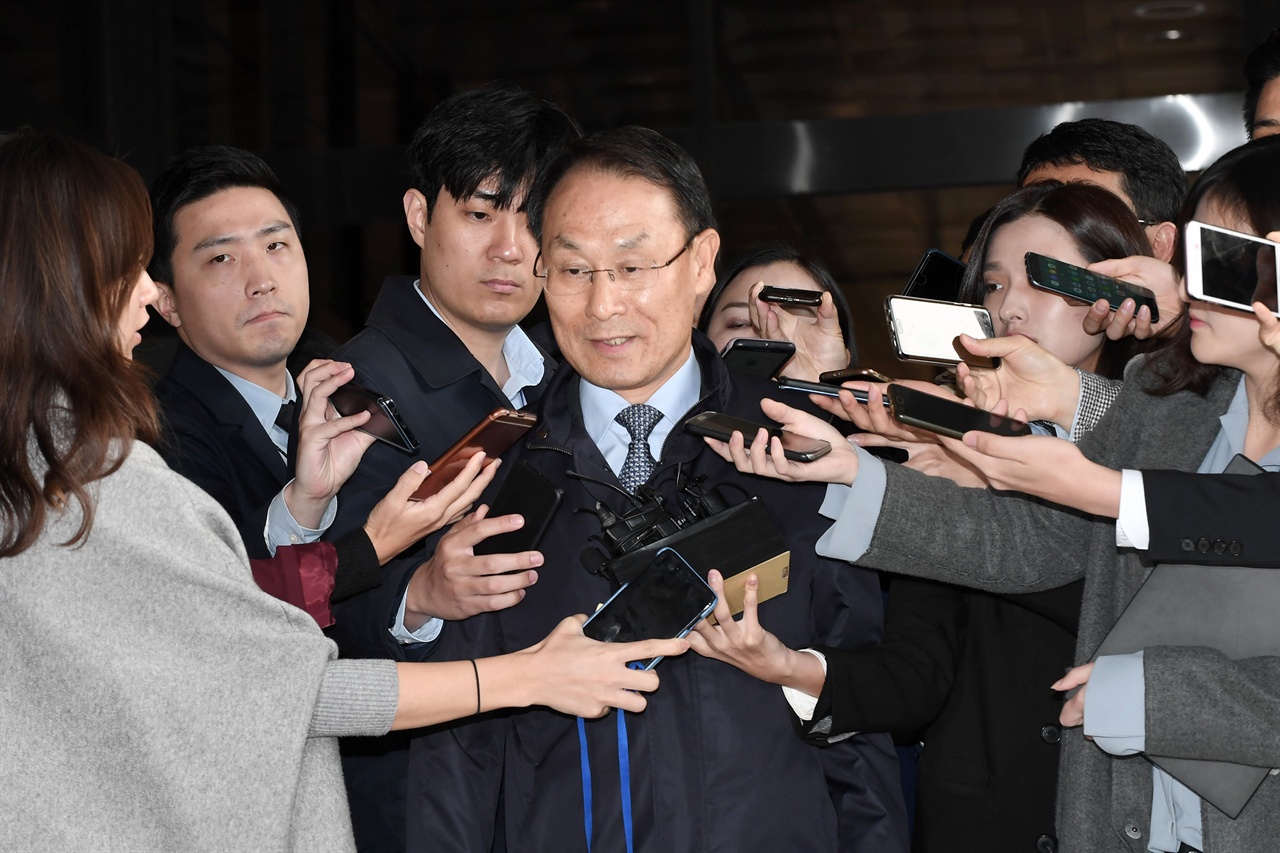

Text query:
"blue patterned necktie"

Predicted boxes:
[[614, 404, 663, 493]]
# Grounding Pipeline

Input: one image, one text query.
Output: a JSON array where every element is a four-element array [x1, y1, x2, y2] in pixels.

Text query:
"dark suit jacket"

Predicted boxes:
[[153, 341, 289, 560], [324, 276, 554, 853], [1143, 469, 1280, 566], [404, 335, 909, 853]]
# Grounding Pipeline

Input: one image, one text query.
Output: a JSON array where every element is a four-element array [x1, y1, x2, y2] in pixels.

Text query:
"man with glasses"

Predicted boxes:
[[402, 127, 908, 852], [323, 84, 578, 853]]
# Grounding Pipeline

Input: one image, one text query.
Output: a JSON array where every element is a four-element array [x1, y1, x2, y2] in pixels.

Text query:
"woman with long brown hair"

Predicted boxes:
[[0, 129, 684, 851]]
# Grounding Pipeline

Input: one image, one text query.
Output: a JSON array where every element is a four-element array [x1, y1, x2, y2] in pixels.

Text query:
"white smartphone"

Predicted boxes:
[[1184, 221, 1280, 316], [884, 295, 998, 368]]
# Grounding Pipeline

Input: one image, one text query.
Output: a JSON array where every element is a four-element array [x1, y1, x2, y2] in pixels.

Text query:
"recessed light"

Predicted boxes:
[[1134, 1, 1206, 20]]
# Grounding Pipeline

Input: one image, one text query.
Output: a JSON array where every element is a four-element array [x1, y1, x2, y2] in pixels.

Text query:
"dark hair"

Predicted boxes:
[[148, 146, 301, 286], [527, 126, 717, 245], [698, 244, 858, 364], [1147, 136, 1280, 415], [1015, 118, 1186, 225], [959, 181, 1155, 380], [0, 129, 159, 556], [1244, 29, 1280, 136], [407, 84, 580, 220]]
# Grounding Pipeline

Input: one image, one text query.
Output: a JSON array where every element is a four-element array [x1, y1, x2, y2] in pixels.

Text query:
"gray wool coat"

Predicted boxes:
[[1, 439, 398, 852], [822, 357, 1280, 852]]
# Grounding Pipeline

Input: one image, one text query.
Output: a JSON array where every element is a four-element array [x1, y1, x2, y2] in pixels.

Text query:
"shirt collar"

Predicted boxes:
[[579, 347, 701, 446], [213, 366, 296, 437], [414, 280, 545, 406]]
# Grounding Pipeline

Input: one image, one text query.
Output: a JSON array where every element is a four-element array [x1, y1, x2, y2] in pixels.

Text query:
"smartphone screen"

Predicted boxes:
[[903, 249, 965, 303], [472, 462, 563, 557], [329, 382, 420, 454], [583, 548, 717, 669], [683, 411, 832, 462], [1024, 252, 1160, 322], [719, 338, 796, 380], [884, 296, 996, 367], [1184, 221, 1279, 314], [887, 384, 1031, 440]]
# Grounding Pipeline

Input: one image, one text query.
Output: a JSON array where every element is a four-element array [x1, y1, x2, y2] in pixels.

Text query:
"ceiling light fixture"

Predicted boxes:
[[1133, 1, 1206, 20]]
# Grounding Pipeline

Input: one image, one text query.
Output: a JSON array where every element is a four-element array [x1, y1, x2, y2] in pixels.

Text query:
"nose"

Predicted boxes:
[[995, 279, 1029, 328], [492, 212, 531, 264], [140, 270, 160, 307], [584, 272, 626, 322], [243, 254, 277, 297]]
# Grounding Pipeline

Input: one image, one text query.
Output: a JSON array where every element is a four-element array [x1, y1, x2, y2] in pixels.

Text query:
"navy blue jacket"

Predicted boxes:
[[153, 341, 288, 560], [404, 334, 909, 853]]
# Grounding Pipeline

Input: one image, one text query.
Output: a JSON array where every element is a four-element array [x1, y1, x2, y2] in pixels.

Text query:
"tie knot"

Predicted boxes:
[[274, 400, 297, 432], [614, 404, 663, 443]]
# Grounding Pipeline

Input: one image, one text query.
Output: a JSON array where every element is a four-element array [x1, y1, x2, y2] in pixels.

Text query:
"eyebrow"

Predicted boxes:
[[192, 221, 292, 253], [719, 301, 749, 313], [616, 231, 650, 251], [983, 260, 1004, 272]]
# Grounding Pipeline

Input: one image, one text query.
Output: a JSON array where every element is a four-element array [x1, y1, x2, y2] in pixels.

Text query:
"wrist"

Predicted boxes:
[[1053, 369, 1084, 428], [282, 480, 328, 529], [782, 648, 827, 695], [404, 559, 437, 623], [364, 522, 394, 565]]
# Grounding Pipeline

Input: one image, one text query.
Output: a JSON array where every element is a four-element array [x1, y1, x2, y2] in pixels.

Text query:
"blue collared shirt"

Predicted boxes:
[[579, 347, 702, 479], [213, 367, 336, 555]]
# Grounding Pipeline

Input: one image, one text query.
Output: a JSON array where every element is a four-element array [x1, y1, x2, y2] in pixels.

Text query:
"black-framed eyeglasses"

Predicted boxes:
[[533, 237, 694, 294]]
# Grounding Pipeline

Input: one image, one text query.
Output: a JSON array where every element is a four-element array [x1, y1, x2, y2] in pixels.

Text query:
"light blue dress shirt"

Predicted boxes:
[[390, 283, 549, 645], [213, 367, 336, 556]]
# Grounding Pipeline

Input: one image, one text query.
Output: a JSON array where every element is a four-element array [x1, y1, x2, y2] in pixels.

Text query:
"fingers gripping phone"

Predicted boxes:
[[328, 381, 420, 454], [683, 411, 832, 462], [410, 409, 538, 501], [1184, 222, 1280, 315], [887, 384, 1032, 439], [582, 548, 717, 670], [1024, 251, 1160, 322], [884, 295, 999, 368]]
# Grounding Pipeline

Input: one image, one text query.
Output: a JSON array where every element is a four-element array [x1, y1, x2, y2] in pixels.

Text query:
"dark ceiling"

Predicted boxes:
[[1, 0, 1272, 372]]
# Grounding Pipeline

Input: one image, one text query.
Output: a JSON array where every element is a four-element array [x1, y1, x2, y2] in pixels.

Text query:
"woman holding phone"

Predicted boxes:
[[698, 137, 1280, 852], [0, 129, 685, 851]]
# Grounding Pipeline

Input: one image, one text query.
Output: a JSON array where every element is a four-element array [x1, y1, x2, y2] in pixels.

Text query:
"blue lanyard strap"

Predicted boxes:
[[577, 711, 634, 853]]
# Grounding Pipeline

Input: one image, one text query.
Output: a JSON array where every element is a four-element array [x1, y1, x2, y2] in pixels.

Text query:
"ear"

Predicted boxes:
[[1148, 221, 1179, 263], [155, 282, 182, 329], [689, 228, 721, 302], [403, 189, 429, 250]]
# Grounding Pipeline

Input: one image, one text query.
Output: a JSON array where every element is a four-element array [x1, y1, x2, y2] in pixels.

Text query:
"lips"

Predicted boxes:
[[245, 309, 289, 324], [484, 279, 520, 294]]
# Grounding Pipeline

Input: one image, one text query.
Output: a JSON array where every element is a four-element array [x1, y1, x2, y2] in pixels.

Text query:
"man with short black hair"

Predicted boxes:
[[1016, 117, 1185, 263], [324, 84, 580, 853], [1244, 28, 1280, 139], [402, 126, 908, 853]]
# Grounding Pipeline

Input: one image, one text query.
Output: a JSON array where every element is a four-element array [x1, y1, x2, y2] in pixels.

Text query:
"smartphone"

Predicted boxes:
[[774, 375, 890, 408], [757, 286, 823, 309], [328, 381, 420, 454], [582, 548, 717, 670], [1024, 251, 1160, 322], [904, 249, 966, 303], [820, 367, 895, 385], [411, 409, 538, 501], [473, 461, 564, 557], [1184, 221, 1279, 315], [683, 411, 832, 462], [884, 295, 998, 368], [887, 384, 1031, 440], [719, 338, 796, 380]]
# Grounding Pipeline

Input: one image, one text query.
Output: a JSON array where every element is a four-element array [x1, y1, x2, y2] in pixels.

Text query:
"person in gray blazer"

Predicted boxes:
[[701, 137, 1280, 852]]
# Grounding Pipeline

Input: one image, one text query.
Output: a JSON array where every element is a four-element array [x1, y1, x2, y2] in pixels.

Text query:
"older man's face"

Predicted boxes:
[[539, 169, 717, 404]]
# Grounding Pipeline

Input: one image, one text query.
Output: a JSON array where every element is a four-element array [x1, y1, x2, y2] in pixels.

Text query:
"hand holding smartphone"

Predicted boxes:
[[1024, 252, 1160, 322], [328, 381, 420, 454], [411, 409, 537, 501], [684, 411, 832, 461], [582, 548, 717, 670]]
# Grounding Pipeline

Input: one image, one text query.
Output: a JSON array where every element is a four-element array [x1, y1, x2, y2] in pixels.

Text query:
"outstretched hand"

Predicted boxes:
[[747, 281, 850, 380], [1083, 256, 1182, 340], [287, 360, 377, 528], [701, 397, 859, 486], [954, 334, 1080, 428]]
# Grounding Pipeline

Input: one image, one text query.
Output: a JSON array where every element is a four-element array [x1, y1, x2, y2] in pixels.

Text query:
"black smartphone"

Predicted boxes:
[[775, 375, 890, 408], [1024, 251, 1160, 322], [328, 381, 420, 454], [757, 286, 823, 309], [904, 249, 966, 303], [819, 367, 895, 385], [887, 384, 1032, 439], [719, 338, 796, 380], [473, 461, 564, 557], [884, 295, 998, 368], [582, 548, 717, 670], [683, 411, 832, 462]]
